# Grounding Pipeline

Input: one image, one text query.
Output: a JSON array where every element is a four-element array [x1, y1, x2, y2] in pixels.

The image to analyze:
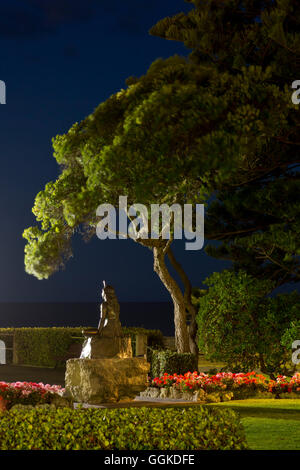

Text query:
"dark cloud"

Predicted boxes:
[[0, 0, 98, 38]]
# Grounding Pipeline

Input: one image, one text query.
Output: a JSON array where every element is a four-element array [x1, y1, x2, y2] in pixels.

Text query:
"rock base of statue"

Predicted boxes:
[[64, 357, 150, 404]]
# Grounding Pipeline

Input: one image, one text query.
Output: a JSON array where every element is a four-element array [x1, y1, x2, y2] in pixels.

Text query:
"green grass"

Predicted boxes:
[[206, 399, 300, 450], [242, 417, 300, 450], [197, 355, 226, 372]]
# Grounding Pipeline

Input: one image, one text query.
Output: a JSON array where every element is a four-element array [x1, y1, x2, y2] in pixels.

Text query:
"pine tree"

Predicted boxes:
[[151, 0, 300, 287], [23, 56, 250, 353], [23, 1, 300, 353]]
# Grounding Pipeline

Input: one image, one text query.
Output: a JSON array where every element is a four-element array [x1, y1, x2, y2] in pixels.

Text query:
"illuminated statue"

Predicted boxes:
[[98, 281, 122, 337], [80, 281, 131, 359]]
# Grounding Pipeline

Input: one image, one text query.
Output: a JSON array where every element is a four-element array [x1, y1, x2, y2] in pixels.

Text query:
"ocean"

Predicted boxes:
[[0, 302, 175, 336]]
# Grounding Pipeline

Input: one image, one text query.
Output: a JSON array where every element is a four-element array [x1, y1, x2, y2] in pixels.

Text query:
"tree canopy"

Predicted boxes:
[[151, 0, 300, 287], [23, 0, 300, 351]]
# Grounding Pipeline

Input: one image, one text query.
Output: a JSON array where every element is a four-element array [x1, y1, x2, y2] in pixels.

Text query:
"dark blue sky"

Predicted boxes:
[[0, 0, 234, 304]]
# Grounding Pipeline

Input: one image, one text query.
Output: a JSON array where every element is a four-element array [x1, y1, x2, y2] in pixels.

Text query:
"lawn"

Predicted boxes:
[[206, 399, 300, 450]]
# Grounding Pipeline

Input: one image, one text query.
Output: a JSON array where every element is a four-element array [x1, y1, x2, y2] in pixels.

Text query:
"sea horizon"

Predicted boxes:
[[0, 302, 175, 336]]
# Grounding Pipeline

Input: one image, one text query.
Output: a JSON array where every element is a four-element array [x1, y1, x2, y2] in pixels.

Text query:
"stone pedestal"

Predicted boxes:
[[65, 357, 150, 404], [81, 335, 132, 359], [135, 334, 147, 357]]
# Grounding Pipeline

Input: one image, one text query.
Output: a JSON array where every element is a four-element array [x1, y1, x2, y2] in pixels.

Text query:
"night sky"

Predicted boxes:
[[4, 0, 292, 330]]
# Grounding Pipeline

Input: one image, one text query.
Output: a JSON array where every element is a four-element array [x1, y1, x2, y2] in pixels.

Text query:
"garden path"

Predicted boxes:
[[0, 364, 65, 386]]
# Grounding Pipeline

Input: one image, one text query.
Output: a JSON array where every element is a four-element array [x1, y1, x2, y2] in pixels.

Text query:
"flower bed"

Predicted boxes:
[[139, 372, 300, 402], [0, 382, 69, 411], [268, 374, 300, 395]]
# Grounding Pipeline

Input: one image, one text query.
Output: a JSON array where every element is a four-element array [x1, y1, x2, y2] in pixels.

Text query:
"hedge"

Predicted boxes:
[[0, 406, 248, 450], [0, 327, 165, 368], [150, 350, 198, 378], [0, 327, 84, 368]]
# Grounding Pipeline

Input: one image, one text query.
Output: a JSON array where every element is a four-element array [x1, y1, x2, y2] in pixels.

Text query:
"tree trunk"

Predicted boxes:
[[187, 311, 199, 356], [166, 246, 199, 355], [108, 216, 198, 354], [153, 245, 190, 353]]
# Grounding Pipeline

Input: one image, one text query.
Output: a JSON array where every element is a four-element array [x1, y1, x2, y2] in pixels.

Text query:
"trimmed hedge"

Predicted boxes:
[[150, 350, 198, 378], [0, 406, 248, 450], [0, 327, 165, 368], [0, 327, 84, 368]]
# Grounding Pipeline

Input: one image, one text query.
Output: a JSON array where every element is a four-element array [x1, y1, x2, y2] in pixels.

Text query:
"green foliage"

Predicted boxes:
[[0, 327, 84, 368], [22, 0, 300, 355], [0, 326, 164, 368], [281, 320, 300, 350], [205, 177, 300, 287], [150, 0, 300, 86], [150, 0, 300, 288], [150, 349, 198, 378], [0, 406, 248, 450], [259, 292, 300, 375], [23, 53, 281, 279], [196, 270, 300, 376], [191, 287, 208, 308], [159, 1, 300, 287]]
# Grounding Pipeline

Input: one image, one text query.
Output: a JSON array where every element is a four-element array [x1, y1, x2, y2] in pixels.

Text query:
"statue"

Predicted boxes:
[[66, 281, 150, 404], [97, 281, 122, 337], [81, 281, 131, 359]]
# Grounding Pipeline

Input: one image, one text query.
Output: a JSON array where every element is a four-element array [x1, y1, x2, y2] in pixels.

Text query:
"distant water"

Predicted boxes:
[[0, 302, 175, 336]]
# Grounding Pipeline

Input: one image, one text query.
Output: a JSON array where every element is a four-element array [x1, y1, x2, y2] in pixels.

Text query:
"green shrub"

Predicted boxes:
[[197, 270, 300, 377], [12, 327, 83, 368], [0, 406, 247, 450], [0, 327, 84, 368], [150, 350, 198, 378], [281, 320, 300, 351], [0, 326, 164, 367]]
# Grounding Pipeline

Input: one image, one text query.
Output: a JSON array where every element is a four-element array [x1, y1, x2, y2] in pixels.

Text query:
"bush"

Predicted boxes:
[[281, 320, 300, 352], [150, 350, 198, 378], [196, 270, 300, 377], [0, 406, 247, 450], [0, 327, 84, 368]]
